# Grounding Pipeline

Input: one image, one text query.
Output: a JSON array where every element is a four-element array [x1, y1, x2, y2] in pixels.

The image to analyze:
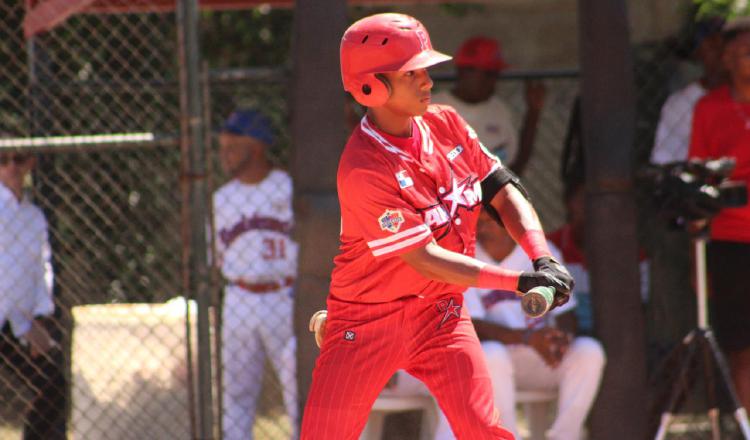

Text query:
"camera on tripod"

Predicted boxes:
[[642, 158, 750, 439], [639, 157, 748, 227]]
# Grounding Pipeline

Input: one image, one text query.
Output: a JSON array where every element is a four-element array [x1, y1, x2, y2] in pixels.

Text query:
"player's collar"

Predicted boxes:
[[360, 115, 433, 161], [414, 116, 433, 155]]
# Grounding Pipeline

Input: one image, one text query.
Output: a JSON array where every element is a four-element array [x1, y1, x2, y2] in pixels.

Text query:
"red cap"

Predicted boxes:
[[454, 36, 509, 72]]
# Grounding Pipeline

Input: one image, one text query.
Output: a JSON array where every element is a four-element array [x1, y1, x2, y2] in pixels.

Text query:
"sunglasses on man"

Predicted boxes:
[[0, 154, 31, 166]]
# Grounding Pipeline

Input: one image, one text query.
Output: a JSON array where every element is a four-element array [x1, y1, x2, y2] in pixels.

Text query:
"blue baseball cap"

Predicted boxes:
[[220, 109, 275, 146]]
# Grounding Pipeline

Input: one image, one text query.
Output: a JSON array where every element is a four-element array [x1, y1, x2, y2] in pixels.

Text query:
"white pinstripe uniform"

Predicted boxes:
[[213, 169, 298, 440]]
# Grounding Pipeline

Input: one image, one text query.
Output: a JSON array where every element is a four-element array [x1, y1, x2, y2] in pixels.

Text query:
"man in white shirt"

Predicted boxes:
[[0, 149, 67, 439], [213, 110, 298, 440], [651, 18, 725, 164], [432, 36, 545, 175]]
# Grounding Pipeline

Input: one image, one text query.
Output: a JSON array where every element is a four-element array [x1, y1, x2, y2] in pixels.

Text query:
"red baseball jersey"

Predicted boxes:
[[689, 85, 750, 243], [330, 105, 501, 302]]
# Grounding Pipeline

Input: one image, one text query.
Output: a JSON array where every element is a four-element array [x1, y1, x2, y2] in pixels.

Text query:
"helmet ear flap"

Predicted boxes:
[[350, 73, 390, 107]]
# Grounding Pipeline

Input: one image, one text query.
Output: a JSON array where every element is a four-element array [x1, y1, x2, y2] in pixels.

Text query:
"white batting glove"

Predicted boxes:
[[308, 310, 328, 348]]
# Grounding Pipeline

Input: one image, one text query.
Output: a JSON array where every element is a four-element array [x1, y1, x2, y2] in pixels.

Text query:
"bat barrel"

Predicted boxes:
[[521, 286, 555, 318]]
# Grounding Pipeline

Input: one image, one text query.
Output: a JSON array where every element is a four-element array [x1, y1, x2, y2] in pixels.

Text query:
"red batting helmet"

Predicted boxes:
[[340, 13, 451, 107]]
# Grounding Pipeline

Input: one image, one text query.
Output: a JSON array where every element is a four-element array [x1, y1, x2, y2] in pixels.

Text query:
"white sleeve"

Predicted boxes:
[[32, 219, 54, 318], [651, 90, 695, 164]]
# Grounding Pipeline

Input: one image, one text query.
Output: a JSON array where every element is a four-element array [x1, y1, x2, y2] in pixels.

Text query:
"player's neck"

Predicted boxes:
[[367, 108, 413, 137], [235, 162, 272, 185], [700, 70, 726, 90], [0, 178, 23, 201]]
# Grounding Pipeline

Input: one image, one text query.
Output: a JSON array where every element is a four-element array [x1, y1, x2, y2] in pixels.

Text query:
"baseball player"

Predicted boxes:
[[301, 13, 574, 440], [213, 109, 298, 440]]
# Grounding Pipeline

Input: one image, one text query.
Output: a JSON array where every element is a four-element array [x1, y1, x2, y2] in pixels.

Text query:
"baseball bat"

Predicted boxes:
[[521, 286, 556, 318]]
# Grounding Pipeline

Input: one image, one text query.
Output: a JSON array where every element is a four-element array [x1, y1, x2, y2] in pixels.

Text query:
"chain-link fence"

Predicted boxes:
[[1, 1, 745, 440], [1, 2, 301, 438]]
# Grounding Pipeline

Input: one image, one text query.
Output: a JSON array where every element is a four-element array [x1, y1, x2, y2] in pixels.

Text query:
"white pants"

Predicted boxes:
[[222, 287, 298, 440], [434, 336, 605, 440]]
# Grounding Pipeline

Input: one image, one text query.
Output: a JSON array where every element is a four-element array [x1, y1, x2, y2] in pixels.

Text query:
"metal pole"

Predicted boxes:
[[176, 1, 214, 438], [579, 0, 647, 438], [694, 236, 709, 330]]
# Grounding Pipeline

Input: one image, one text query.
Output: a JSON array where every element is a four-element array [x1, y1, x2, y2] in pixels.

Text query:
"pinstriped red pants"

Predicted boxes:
[[301, 293, 515, 440]]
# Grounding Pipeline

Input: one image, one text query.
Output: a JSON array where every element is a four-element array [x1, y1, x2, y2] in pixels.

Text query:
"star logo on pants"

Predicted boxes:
[[436, 298, 462, 328]]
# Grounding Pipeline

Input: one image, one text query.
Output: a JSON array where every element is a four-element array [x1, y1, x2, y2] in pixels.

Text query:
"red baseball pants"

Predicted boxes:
[[301, 293, 514, 440]]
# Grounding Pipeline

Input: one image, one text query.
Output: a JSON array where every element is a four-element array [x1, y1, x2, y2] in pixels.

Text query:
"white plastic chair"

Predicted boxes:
[[360, 394, 439, 440], [516, 389, 557, 440]]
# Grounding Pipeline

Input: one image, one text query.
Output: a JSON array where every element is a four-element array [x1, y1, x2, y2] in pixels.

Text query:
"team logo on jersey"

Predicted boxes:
[[378, 209, 405, 233], [447, 145, 464, 161], [440, 175, 482, 218], [395, 170, 414, 189], [344, 330, 356, 341], [435, 298, 462, 328], [422, 205, 450, 229]]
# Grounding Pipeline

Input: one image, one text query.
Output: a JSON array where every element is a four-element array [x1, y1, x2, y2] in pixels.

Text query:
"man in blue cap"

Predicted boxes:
[[212, 109, 298, 439]]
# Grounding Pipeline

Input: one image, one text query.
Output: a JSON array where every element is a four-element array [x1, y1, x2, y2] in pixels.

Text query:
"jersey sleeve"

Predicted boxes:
[[443, 107, 502, 181], [651, 94, 682, 164], [340, 167, 433, 259], [32, 214, 54, 318]]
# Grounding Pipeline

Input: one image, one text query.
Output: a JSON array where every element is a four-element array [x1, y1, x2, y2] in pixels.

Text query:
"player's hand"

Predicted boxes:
[[517, 271, 569, 298], [532, 256, 574, 309], [23, 320, 57, 358], [524, 79, 547, 113], [528, 328, 572, 368], [308, 310, 328, 348]]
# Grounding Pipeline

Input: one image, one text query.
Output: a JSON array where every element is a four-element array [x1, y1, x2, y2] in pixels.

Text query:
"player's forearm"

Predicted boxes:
[[400, 240, 519, 289], [490, 185, 543, 239], [401, 240, 484, 285]]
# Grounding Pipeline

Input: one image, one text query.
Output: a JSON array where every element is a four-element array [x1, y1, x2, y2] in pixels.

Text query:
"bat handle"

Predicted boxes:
[[521, 286, 555, 318]]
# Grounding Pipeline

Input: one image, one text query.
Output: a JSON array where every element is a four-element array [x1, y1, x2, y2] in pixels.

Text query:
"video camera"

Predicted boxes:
[[638, 157, 748, 227]]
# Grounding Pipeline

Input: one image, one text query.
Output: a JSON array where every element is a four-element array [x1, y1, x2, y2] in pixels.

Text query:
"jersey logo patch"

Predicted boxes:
[[344, 330, 356, 341], [395, 170, 414, 189], [436, 298, 462, 328], [378, 209, 405, 233], [447, 145, 464, 161]]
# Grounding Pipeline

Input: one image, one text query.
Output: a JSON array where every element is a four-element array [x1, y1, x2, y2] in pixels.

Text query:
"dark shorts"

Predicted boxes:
[[708, 240, 750, 353]]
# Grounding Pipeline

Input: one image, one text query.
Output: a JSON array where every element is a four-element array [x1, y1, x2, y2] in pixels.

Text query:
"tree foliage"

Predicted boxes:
[[694, 0, 750, 19], [200, 7, 293, 69]]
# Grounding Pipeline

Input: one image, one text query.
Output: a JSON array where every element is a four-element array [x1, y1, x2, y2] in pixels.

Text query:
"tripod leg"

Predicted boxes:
[[703, 330, 750, 439], [699, 331, 722, 439], [655, 331, 700, 440]]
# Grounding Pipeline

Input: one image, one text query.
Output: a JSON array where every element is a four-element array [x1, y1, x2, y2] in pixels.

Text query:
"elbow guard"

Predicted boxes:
[[480, 166, 530, 226]]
